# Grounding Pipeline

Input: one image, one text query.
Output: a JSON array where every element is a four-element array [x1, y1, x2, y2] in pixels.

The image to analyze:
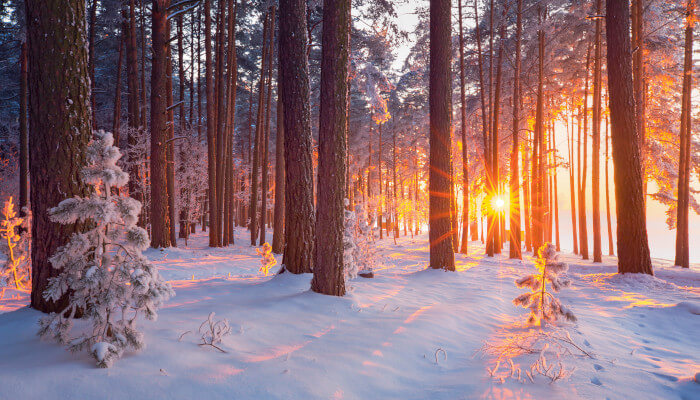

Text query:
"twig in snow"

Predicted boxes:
[[435, 348, 447, 364], [178, 330, 191, 342]]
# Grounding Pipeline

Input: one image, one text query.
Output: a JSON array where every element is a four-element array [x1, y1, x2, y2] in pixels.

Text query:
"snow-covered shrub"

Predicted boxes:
[[514, 243, 576, 325], [344, 203, 377, 279], [256, 242, 276, 276], [175, 131, 207, 238], [0, 197, 30, 292], [198, 312, 231, 353], [38, 131, 174, 368]]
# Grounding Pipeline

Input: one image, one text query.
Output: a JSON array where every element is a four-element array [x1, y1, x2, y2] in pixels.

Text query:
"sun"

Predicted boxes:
[[492, 195, 506, 211]]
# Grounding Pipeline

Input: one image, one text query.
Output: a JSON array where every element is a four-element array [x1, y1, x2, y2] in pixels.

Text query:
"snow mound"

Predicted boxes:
[[673, 301, 700, 315], [606, 272, 678, 291]]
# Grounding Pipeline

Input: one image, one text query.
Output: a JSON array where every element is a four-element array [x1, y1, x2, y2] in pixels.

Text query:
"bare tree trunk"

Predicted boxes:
[[88, 0, 97, 129], [125, 0, 142, 211], [457, 0, 469, 254], [311, 0, 349, 296], [428, 0, 455, 271], [280, 0, 315, 274], [592, 0, 603, 262], [250, 13, 270, 246], [508, 0, 522, 259], [491, 8, 505, 254], [224, 0, 238, 245], [166, 24, 177, 247], [260, 7, 276, 246], [272, 89, 286, 253], [19, 41, 28, 218], [552, 126, 560, 251], [605, 109, 614, 255], [150, 0, 172, 249], [113, 37, 124, 139], [522, 134, 531, 251], [27, 0, 93, 312], [632, 0, 646, 198], [205, 0, 219, 247], [378, 123, 383, 239], [675, 0, 694, 269], [214, 0, 227, 246], [531, 6, 546, 252], [567, 112, 579, 254], [140, 0, 147, 130], [605, 0, 653, 275], [579, 46, 591, 259]]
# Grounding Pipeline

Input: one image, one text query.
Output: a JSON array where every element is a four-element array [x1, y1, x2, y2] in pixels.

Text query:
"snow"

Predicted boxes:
[[0, 230, 698, 399]]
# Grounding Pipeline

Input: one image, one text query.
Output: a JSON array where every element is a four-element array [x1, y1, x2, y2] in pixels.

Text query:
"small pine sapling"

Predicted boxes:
[[0, 197, 31, 293], [514, 243, 576, 325], [38, 131, 174, 368], [256, 242, 277, 276]]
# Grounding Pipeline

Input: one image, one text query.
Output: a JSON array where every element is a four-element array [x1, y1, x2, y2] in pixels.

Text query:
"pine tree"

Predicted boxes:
[[39, 131, 174, 368], [605, 0, 653, 275], [428, 0, 455, 271], [27, 0, 94, 314], [1, 197, 30, 292], [311, 0, 350, 296], [514, 243, 576, 325]]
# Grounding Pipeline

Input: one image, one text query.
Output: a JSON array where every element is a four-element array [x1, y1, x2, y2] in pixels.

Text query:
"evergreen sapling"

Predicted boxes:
[[38, 131, 174, 368], [514, 243, 576, 325]]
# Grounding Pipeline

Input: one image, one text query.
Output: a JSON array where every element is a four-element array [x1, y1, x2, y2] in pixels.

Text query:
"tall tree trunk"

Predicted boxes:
[[224, 0, 238, 245], [113, 37, 124, 139], [272, 88, 286, 253], [88, 0, 97, 129], [491, 10, 505, 254], [592, 4, 603, 262], [509, 0, 522, 259], [552, 125, 560, 251], [632, 0, 646, 198], [674, 0, 694, 269], [457, 0, 469, 254], [531, 6, 546, 252], [26, 0, 93, 312], [567, 112, 579, 254], [280, 0, 315, 274], [260, 8, 276, 246], [140, 0, 147, 129], [150, 0, 172, 249], [522, 134, 531, 251], [429, 0, 455, 271], [605, 0, 653, 275], [378, 123, 383, 239], [214, 0, 227, 246], [19, 41, 28, 218], [578, 46, 591, 260], [125, 0, 142, 209], [205, 0, 219, 247], [605, 110, 614, 255], [250, 13, 270, 246], [166, 22, 177, 247], [311, 0, 349, 296]]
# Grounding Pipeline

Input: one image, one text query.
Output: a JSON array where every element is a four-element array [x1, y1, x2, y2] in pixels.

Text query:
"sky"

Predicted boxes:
[[386, 2, 700, 264]]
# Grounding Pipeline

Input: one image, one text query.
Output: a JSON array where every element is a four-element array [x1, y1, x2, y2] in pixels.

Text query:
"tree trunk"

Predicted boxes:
[[19, 41, 28, 218], [378, 123, 383, 239], [552, 125, 560, 251], [125, 0, 142, 209], [112, 37, 124, 139], [674, 0, 694, 269], [88, 0, 97, 129], [473, 0, 490, 256], [26, 0, 93, 313], [605, 0, 653, 275], [214, 0, 227, 246], [579, 46, 591, 259], [150, 0, 172, 249], [509, 0, 522, 259], [632, 0, 646, 197], [428, 0, 455, 271], [259, 8, 275, 246], [491, 10, 505, 254], [224, 0, 238, 246], [604, 110, 614, 256], [311, 0, 349, 296], [531, 7, 545, 252], [592, 5, 603, 262], [280, 0, 315, 274], [250, 13, 270, 246], [567, 113, 579, 254], [272, 88, 286, 253], [205, 0, 219, 247], [457, 0, 469, 254]]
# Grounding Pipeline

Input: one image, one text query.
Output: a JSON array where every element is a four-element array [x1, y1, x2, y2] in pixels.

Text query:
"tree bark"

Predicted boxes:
[[674, 0, 694, 269], [579, 46, 591, 259], [272, 86, 286, 253], [26, 0, 93, 312], [112, 37, 124, 139], [457, 0, 469, 254], [280, 0, 315, 274], [567, 113, 579, 254], [260, 8, 276, 246], [591, 0, 603, 262], [205, 0, 219, 247], [19, 41, 28, 218], [311, 0, 349, 296], [605, 111, 614, 256], [428, 0, 456, 271], [531, 6, 546, 252], [509, 0, 522, 259], [605, 0, 653, 275]]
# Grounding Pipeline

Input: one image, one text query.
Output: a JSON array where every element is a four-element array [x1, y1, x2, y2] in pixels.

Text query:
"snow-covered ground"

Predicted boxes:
[[0, 230, 698, 399]]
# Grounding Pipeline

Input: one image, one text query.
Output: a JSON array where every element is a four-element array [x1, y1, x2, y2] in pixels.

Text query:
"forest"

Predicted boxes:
[[0, 0, 698, 398]]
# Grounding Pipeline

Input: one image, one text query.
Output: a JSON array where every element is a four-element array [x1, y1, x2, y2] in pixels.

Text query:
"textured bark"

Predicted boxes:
[[112, 37, 124, 138], [509, 0, 522, 259], [224, 0, 238, 246], [591, 0, 603, 262], [214, 0, 227, 246], [250, 13, 270, 246], [125, 1, 142, 210], [272, 91, 286, 254], [140, 0, 147, 129], [579, 46, 591, 260], [311, 0, 349, 296], [280, 0, 315, 274], [632, 0, 646, 192], [166, 31, 177, 247], [150, 0, 173, 249], [567, 114, 579, 255], [675, 0, 694, 268], [428, 0, 456, 271], [552, 126, 560, 251], [531, 8, 545, 252], [522, 136, 531, 251], [491, 12, 505, 254], [473, 0, 490, 255], [19, 41, 28, 217], [88, 0, 97, 129], [458, 0, 469, 254], [605, 0, 653, 275], [605, 113, 614, 255], [26, 0, 93, 313], [260, 8, 276, 246], [205, 0, 219, 247], [378, 123, 383, 239]]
